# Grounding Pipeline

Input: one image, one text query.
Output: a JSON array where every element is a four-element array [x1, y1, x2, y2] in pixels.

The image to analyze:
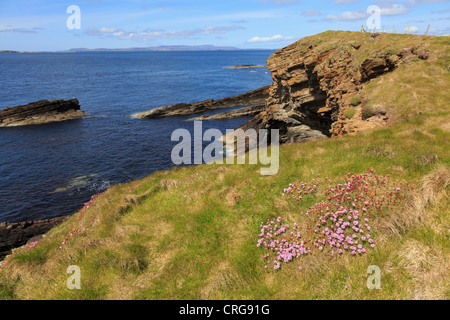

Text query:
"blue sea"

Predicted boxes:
[[0, 50, 274, 222]]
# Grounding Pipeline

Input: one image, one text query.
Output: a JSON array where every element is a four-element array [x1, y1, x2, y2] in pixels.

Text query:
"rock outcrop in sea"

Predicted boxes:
[[136, 85, 270, 119], [188, 105, 266, 121], [0, 98, 86, 127], [222, 65, 266, 69], [0, 216, 69, 260]]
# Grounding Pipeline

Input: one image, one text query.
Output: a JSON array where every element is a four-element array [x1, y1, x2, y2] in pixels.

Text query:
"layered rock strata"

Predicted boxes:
[[0, 99, 85, 127], [188, 105, 266, 121], [136, 85, 270, 119], [232, 32, 404, 144], [0, 216, 69, 260]]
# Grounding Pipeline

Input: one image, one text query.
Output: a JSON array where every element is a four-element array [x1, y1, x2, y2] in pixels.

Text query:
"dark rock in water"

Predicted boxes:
[[136, 85, 270, 119], [0, 98, 86, 127], [188, 105, 266, 121], [0, 216, 69, 260], [222, 65, 267, 69]]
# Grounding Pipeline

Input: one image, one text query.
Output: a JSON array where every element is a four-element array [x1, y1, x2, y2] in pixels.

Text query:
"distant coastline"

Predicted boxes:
[[0, 45, 274, 54], [0, 50, 78, 54]]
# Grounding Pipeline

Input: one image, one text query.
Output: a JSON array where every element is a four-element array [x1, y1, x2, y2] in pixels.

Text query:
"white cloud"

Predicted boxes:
[[380, 4, 409, 16], [406, 0, 450, 7], [405, 25, 420, 33], [302, 10, 323, 17], [0, 25, 43, 33], [85, 25, 245, 40], [433, 8, 450, 13], [99, 27, 116, 33], [326, 4, 409, 21], [326, 10, 367, 21], [247, 34, 294, 43]]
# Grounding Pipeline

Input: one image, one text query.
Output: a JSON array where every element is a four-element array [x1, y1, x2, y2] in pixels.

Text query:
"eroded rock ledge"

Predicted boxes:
[[0, 98, 86, 127], [221, 31, 422, 143], [136, 85, 270, 119], [0, 216, 69, 260], [222, 65, 266, 69], [233, 34, 404, 144], [188, 105, 266, 121]]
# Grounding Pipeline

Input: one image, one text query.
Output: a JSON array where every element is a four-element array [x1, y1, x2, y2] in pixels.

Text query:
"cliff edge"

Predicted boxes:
[[233, 30, 438, 144]]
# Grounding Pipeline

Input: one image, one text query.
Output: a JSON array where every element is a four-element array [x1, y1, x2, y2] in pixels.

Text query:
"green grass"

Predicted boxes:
[[344, 107, 356, 119], [350, 95, 362, 106], [361, 104, 374, 119], [12, 247, 48, 266], [1, 111, 447, 299]]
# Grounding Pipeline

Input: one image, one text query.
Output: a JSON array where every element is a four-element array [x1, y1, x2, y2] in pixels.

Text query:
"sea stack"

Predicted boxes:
[[0, 98, 86, 127]]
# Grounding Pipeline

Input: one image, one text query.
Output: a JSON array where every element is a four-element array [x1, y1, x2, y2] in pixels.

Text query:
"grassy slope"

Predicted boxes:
[[0, 32, 449, 300]]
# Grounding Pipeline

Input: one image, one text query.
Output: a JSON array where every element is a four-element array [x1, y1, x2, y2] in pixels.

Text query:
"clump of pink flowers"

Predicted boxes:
[[26, 241, 39, 252], [130, 182, 145, 192], [258, 170, 411, 269], [58, 191, 105, 252], [282, 176, 322, 202], [258, 217, 312, 269], [58, 228, 87, 251], [77, 192, 105, 222]]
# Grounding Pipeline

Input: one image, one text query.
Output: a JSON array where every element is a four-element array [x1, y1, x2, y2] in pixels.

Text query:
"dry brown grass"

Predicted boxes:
[[377, 165, 450, 238], [398, 240, 449, 300], [160, 179, 179, 190]]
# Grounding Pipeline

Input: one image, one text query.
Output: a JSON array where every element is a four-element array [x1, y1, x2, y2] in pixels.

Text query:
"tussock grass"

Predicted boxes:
[[344, 107, 356, 119], [377, 165, 449, 238], [350, 95, 362, 106]]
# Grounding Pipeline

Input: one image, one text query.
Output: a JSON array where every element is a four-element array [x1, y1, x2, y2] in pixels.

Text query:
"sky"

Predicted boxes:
[[0, 0, 449, 51]]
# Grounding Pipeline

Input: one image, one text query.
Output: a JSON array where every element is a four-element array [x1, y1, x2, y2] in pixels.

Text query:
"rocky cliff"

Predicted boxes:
[[0, 216, 69, 260], [233, 31, 429, 144], [0, 98, 86, 127]]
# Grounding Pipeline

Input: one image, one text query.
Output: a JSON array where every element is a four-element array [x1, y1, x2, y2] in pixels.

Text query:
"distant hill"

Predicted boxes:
[[1, 45, 273, 53], [69, 45, 243, 52]]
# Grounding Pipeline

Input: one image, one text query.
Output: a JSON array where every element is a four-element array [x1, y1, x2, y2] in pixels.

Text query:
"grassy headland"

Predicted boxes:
[[0, 31, 449, 300]]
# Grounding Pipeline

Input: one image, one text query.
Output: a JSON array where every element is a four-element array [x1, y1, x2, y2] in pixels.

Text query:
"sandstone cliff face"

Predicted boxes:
[[0, 98, 85, 127], [238, 32, 405, 144]]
